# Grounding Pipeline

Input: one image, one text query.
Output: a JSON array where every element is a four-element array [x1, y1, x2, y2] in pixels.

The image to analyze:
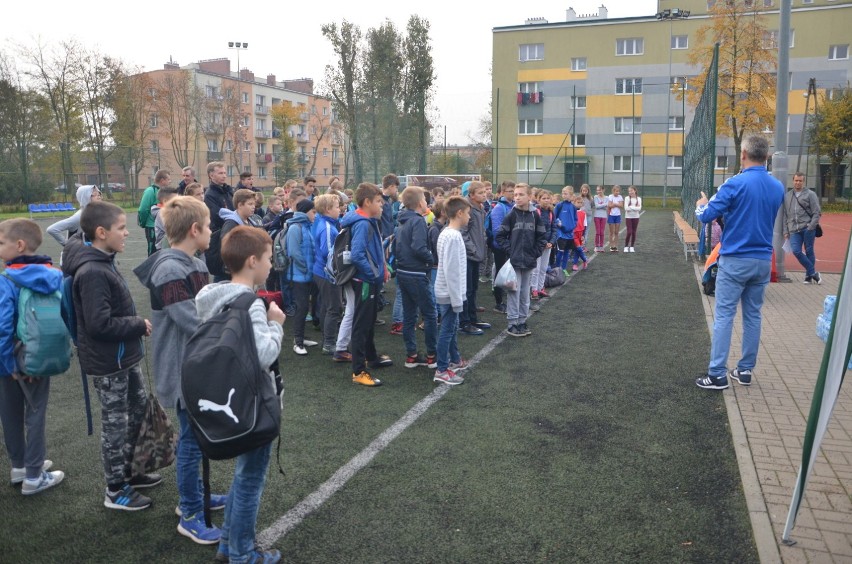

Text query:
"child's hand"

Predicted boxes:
[[144, 319, 153, 336], [267, 302, 286, 325]]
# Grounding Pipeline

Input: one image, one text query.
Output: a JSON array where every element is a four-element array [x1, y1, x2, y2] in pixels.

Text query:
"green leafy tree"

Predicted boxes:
[[113, 69, 156, 196], [154, 70, 204, 169], [402, 15, 435, 174], [685, 0, 776, 172], [270, 102, 300, 182], [809, 89, 852, 203]]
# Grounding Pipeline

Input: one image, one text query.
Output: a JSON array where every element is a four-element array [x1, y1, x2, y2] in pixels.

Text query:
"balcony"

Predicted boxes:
[[207, 151, 224, 161], [331, 135, 342, 146], [296, 133, 309, 143], [204, 124, 223, 134], [297, 154, 310, 164], [255, 129, 271, 139], [299, 112, 309, 121], [256, 153, 272, 163], [255, 104, 269, 115]]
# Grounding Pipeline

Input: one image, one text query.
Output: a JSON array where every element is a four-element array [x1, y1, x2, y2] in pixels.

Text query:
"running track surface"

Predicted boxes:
[[783, 213, 851, 275]]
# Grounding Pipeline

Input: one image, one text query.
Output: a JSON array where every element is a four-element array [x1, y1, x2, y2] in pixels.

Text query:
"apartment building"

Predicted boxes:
[[140, 58, 343, 188], [492, 0, 851, 194]]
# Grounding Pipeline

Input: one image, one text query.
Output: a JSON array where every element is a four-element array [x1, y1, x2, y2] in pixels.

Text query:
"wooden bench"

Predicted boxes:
[[673, 210, 700, 260], [28, 203, 76, 219]]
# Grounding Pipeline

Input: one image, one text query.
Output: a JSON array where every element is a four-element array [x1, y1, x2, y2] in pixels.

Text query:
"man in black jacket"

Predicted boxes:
[[204, 161, 234, 232]]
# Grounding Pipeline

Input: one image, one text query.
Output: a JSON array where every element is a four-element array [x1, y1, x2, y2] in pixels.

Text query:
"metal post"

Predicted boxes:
[[772, 0, 792, 282], [631, 88, 636, 186], [229, 41, 248, 175]]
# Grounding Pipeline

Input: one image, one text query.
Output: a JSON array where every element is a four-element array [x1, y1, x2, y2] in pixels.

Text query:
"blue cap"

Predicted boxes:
[[461, 181, 472, 197]]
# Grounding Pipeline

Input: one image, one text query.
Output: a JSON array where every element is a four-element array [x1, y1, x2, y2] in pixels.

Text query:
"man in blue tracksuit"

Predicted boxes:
[[694, 135, 784, 390]]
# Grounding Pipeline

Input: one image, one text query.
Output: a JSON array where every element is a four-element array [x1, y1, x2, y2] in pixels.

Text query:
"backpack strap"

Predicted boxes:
[[228, 291, 260, 312]]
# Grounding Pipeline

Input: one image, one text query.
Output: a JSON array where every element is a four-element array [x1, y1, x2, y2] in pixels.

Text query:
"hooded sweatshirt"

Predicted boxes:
[[496, 206, 547, 270], [554, 200, 578, 240], [63, 245, 147, 376], [394, 209, 432, 275], [339, 209, 384, 285], [218, 208, 245, 242], [133, 250, 209, 408], [461, 200, 487, 263], [46, 185, 97, 246], [283, 212, 314, 283], [0, 256, 63, 377], [195, 282, 283, 379], [312, 213, 339, 282]]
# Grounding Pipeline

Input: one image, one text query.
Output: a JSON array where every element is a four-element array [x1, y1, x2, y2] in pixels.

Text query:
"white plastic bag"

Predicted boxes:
[[494, 260, 518, 292], [782, 238, 792, 254]]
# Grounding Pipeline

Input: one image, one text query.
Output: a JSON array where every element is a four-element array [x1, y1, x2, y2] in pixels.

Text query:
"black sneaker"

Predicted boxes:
[[506, 325, 526, 338], [368, 354, 394, 368], [471, 321, 492, 330], [460, 324, 484, 336], [812, 272, 822, 285], [493, 303, 507, 314], [730, 368, 753, 386], [104, 484, 152, 511], [803, 275, 812, 284], [519, 323, 532, 336], [695, 373, 729, 390], [128, 473, 163, 489]]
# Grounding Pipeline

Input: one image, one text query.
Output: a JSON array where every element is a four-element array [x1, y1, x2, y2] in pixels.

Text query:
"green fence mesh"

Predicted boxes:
[[681, 43, 719, 229]]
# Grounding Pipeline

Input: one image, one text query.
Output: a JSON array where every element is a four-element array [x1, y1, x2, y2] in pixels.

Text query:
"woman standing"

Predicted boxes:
[[623, 186, 642, 252], [606, 185, 624, 252], [579, 184, 593, 240], [593, 185, 608, 252]]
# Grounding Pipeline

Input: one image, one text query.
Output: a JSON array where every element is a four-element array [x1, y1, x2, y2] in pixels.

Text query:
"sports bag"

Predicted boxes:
[[181, 292, 281, 460], [544, 267, 567, 288], [272, 223, 291, 272], [2, 273, 71, 377]]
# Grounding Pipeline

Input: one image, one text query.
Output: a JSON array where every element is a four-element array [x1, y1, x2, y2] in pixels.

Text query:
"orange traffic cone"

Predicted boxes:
[[770, 251, 778, 283]]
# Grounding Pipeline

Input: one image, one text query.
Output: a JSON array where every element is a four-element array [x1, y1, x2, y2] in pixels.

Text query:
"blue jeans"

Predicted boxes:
[[398, 272, 438, 356], [219, 441, 272, 563], [176, 406, 204, 518], [430, 269, 438, 318], [437, 303, 462, 372], [392, 284, 403, 324], [709, 256, 771, 377], [789, 229, 817, 277]]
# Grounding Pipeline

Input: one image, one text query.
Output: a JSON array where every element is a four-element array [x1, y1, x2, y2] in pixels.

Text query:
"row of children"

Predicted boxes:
[[1, 198, 285, 562]]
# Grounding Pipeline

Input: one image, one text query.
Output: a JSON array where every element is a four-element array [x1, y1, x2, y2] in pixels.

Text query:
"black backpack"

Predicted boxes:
[[330, 225, 356, 285], [205, 219, 239, 277], [181, 292, 281, 460]]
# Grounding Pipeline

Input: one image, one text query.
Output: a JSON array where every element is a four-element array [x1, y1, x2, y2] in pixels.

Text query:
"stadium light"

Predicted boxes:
[[229, 41, 249, 175]]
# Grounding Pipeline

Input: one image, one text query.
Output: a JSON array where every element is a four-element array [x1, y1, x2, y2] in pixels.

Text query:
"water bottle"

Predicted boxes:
[[342, 248, 352, 265]]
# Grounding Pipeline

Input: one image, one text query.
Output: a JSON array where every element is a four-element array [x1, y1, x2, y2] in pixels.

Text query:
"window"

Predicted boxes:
[[227, 165, 235, 176], [744, 0, 754, 7], [242, 92, 249, 104], [225, 140, 233, 152], [323, 148, 328, 156], [518, 82, 540, 93], [243, 166, 251, 174], [519, 119, 544, 135], [207, 139, 218, 151], [257, 143, 266, 154], [256, 94, 265, 106], [258, 166, 266, 178], [614, 117, 642, 134], [669, 116, 685, 130], [323, 106, 328, 116], [225, 88, 234, 99], [571, 133, 586, 147], [571, 57, 587, 71], [519, 43, 544, 61], [150, 140, 159, 153], [149, 113, 158, 128], [716, 156, 729, 170], [256, 118, 266, 130], [571, 96, 587, 109], [826, 88, 847, 100], [616, 38, 644, 56], [205, 85, 218, 98], [829, 45, 849, 60], [667, 155, 683, 169], [323, 168, 328, 176], [152, 166, 159, 176], [616, 78, 642, 94], [671, 35, 688, 49], [613, 155, 638, 172], [763, 0, 772, 6], [244, 142, 251, 152], [802, 0, 813, 3], [671, 76, 688, 91], [763, 30, 795, 49], [517, 155, 543, 171], [243, 115, 250, 127]]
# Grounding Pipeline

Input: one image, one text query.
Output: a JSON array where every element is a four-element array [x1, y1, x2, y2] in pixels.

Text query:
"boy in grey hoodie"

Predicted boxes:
[[133, 196, 226, 544], [194, 225, 284, 564]]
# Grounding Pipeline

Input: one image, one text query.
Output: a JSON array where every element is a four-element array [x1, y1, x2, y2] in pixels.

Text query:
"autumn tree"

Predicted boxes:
[[306, 102, 340, 177], [154, 70, 204, 169], [112, 69, 157, 196], [322, 20, 364, 183], [270, 102, 301, 182], [402, 15, 435, 174], [809, 89, 852, 203], [686, 0, 776, 172]]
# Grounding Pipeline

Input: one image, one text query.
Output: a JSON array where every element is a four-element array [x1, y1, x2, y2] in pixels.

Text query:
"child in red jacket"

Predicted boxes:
[[572, 196, 588, 271]]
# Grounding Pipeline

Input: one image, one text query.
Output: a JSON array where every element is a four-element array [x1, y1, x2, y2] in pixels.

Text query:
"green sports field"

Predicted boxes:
[[0, 210, 757, 562]]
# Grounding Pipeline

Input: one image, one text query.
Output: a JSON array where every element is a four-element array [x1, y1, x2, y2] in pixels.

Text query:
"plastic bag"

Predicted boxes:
[[494, 260, 518, 292], [782, 238, 792, 254]]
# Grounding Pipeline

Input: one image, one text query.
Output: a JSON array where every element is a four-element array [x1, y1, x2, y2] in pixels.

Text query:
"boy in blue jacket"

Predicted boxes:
[[489, 181, 515, 313], [0, 219, 66, 496], [285, 199, 317, 355], [339, 183, 393, 386], [554, 187, 579, 276], [312, 194, 342, 354]]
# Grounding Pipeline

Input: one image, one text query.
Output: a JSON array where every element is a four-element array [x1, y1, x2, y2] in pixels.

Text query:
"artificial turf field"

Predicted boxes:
[[0, 210, 759, 562]]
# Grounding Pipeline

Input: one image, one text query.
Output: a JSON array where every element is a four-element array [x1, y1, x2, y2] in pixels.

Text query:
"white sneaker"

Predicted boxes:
[[21, 470, 64, 496], [623, 246, 629, 253], [11, 460, 52, 485], [303, 340, 319, 347], [629, 247, 635, 253], [293, 344, 308, 355]]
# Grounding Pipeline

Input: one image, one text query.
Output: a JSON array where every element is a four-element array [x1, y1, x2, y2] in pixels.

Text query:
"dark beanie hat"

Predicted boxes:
[[296, 199, 315, 214]]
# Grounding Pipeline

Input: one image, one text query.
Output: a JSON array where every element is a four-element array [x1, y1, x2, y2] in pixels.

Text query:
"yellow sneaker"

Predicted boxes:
[[352, 371, 382, 387]]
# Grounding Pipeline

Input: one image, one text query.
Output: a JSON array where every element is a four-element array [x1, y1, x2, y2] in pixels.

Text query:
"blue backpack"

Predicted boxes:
[[60, 273, 95, 436], [3, 273, 71, 377]]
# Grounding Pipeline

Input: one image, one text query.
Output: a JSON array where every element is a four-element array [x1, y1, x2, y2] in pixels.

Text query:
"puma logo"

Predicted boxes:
[[198, 388, 239, 424]]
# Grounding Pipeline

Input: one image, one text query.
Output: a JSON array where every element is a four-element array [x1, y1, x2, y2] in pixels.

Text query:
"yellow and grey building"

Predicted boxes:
[[492, 0, 851, 194]]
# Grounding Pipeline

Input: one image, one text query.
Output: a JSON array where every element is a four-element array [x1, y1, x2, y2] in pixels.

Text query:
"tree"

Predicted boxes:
[[113, 69, 156, 197], [154, 70, 203, 169], [686, 0, 776, 172], [270, 102, 301, 182], [306, 102, 340, 177], [402, 15, 435, 174], [322, 20, 364, 184], [809, 89, 852, 203]]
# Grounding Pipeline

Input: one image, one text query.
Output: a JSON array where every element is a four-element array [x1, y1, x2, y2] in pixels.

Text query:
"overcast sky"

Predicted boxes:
[[6, 0, 655, 145]]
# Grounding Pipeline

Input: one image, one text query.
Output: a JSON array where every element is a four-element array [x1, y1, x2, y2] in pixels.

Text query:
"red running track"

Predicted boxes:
[[783, 213, 852, 275]]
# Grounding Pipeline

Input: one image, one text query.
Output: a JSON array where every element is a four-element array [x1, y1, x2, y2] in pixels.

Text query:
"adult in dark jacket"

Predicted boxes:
[[393, 188, 437, 365], [204, 162, 234, 232], [380, 174, 400, 239], [459, 181, 490, 334]]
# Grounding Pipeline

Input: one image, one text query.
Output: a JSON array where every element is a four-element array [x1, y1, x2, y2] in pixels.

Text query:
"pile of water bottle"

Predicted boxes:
[[816, 295, 852, 369]]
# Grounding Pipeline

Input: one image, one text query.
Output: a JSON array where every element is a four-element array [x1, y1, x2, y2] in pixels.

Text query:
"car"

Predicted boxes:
[[100, 183, 126, 192], [54, 183, 82, 192], [410, 176, 462, 190]]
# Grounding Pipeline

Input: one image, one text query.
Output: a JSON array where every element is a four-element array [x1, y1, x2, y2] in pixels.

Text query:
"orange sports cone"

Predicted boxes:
[[770, 251, 778, 283]]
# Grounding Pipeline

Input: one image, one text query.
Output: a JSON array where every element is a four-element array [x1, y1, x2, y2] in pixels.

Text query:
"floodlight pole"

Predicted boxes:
[[772, 0, 792, 282], [657, 8, 689, 207], [229, 41, 249, 175]]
